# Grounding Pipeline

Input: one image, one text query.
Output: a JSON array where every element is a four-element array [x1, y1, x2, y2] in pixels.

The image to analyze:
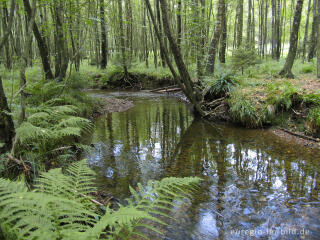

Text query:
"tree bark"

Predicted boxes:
[[236, 0, 244, 48], [1, 3, 12, 69], [0, 0, 15, 152], [53, 1, 69, 81], [158, 0, 205, 116], [156, 0, 166, 67], [19, 0, 36, 124], [0, 0, 15, 50], [177, 0, 182, 50], [219, 1, 227, 63], [0, 77, 14, 152], [302, 0, 312, 62], [118, 0, 128, 75], [317, 0, 320, 77], [308, 0, 319, 61], [100, 0, 107, 69], [206, 0, 225, 74], [23, 0, 54, 80], [145, 0, 205, 116], [279, 0, 304, 78]]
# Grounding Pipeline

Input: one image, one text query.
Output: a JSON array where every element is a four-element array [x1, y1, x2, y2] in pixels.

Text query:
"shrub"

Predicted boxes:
[[205, 72, 238, 100], [300, 64, 314, 74], [230, 47, 260, 75], [229, 99, 263, 128]]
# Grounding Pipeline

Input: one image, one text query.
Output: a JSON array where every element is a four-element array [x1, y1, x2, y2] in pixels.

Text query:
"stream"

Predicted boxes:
[[86, 91, 320, 240]]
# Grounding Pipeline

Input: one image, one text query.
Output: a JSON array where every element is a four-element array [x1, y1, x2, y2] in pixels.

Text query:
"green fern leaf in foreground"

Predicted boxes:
[[0, 160, 201, 240]]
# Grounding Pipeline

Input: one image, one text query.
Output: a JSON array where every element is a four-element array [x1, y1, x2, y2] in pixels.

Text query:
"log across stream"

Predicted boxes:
[[86, 90, 320, 240]]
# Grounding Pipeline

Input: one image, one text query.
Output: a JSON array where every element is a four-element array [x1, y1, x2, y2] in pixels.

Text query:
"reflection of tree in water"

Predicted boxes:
[[88, 96, 320, 238], [162, 120, 320, 238]]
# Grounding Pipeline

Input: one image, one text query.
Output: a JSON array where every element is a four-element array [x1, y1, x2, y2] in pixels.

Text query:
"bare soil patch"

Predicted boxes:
[[270, 128, 320, 149], [98, 97, 134, 114]]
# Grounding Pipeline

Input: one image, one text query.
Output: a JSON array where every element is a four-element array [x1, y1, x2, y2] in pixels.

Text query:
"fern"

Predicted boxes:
[[15, 100, 93, 166], [0, 160, 201, 240]]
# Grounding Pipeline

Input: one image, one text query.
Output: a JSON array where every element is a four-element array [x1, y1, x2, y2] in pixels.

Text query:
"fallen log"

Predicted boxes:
[[280, 128, 320, 143], [150, 85, 178, 92], [157, 88, 181, 93]]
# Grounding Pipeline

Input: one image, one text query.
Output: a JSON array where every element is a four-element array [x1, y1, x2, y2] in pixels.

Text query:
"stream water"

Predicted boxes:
[[86, 91, 320, 240]]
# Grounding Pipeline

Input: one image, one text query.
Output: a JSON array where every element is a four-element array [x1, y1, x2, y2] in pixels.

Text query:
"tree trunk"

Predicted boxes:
[[23, 0, 54, 80], [302, 0, 312, 62], [158, 0, 205, 116], [0, 0, 15, 152], [247, 0, 252, 45], [118, 0, 128, 75], [156, 0, 166, 67], [0, 0, 15, 50], [0, 77, 15, 152], [236, 0, 244, 48], [219, 1, 227, 63], [275, 0, 281, 60], [206, 0, 225, 74], [308, 0, 318, 61], [53, 1, 69, 81], [1, 3, 12, 69], [19, 0, 36, 124], [145, 0, 205, 116], [177, 0, 182, 49], [279, 0, 304, 78], [125, 0, 133, 61], [100, 0, 107, 69], [317, 0, 320, 77]]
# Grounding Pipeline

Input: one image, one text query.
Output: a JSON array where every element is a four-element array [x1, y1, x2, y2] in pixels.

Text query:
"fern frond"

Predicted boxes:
[[55, 127, 82, 138], [51, 105, 78, 116], [56, 117, 93, 133], [0, 161, 201, 240], [65, 160, 97, 197], [16, 122, 51, 143], [34, 168, 74, 199], [0, 178, 28, 197], [77, 206, 157, 240]]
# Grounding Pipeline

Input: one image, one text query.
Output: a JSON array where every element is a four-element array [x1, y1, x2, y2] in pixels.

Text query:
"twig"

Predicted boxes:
[[292, 109, 302, 116], [73, 189, 105, 207], [6, 155, 31, 172]]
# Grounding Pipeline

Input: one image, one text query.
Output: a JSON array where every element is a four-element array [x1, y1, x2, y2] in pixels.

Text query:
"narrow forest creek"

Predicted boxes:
[[86, 90, 320, 240]]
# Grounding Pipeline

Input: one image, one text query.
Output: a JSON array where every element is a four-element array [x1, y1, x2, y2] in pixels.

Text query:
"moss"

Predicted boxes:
[[302, 93, 320, 106], [265, 81, 300, 110]]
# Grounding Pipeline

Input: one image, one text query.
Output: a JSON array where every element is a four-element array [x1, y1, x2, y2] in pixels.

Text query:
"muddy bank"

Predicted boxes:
[[271, 128, 320, 149], [98, 97, 134, 114], [98, 71, 174, 90]]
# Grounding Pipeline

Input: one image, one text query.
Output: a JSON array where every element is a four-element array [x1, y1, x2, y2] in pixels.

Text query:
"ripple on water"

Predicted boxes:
[[85, 91, 320, 240]]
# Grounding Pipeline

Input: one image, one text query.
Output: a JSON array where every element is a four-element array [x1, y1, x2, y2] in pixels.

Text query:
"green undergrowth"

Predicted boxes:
[[1, 65, 99, 178], [227, 76, 320, 138], [228, 80, 302, 128], [77, 61, 173, 89]]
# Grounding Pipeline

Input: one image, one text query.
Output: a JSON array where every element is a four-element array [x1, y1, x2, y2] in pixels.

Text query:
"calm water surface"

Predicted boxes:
[[86, 91, 320, 240]]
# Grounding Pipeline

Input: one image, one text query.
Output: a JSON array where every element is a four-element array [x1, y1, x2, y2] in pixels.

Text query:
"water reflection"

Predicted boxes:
[[87, 91, 320, 239]]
